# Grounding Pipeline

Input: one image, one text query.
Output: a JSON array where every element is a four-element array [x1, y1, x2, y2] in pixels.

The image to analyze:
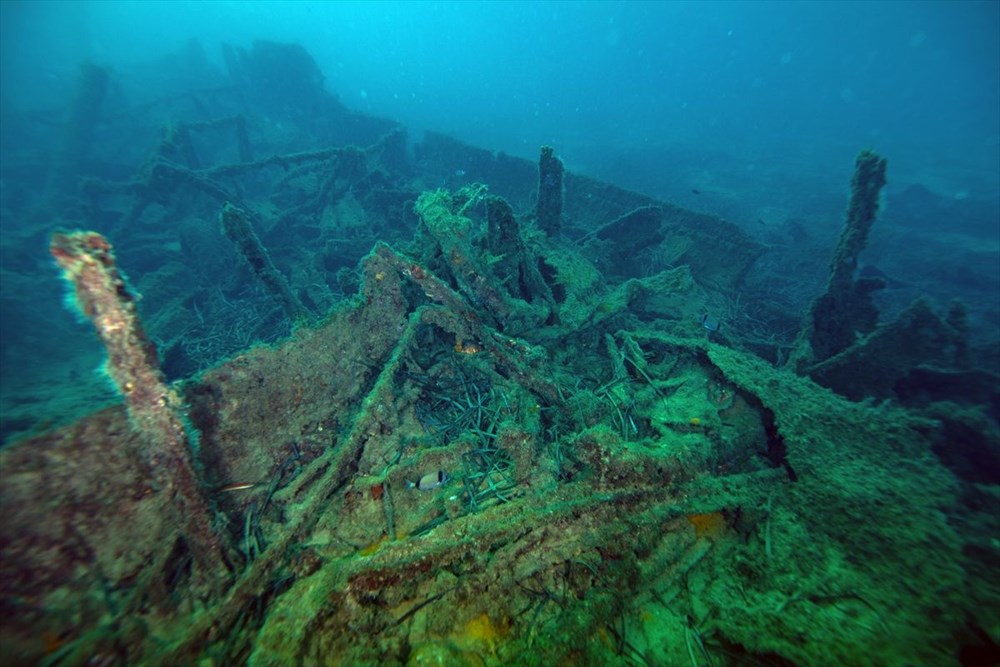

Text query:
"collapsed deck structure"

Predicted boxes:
[[1, 41, 997, 667]]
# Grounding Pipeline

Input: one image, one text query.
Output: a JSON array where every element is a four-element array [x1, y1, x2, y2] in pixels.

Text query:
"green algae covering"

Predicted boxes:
[[2, 170, 995, 667]]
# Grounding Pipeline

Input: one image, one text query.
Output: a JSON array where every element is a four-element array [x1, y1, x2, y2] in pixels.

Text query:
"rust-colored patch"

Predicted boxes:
[[686, 511, 727, 539], [41, 630, 65, 655], [349, 562, 399, 590]]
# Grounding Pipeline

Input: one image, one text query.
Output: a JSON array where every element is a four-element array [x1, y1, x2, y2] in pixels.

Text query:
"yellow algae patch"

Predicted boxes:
[[595, 625, 614, 649], [359, 538, 385, 556], [455, 612, 507, 655]]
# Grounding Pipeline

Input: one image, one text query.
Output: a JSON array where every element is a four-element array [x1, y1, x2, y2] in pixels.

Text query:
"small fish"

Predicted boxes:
[[691, 188, 701, 195], [216, 482, 257, 493], [455, 340, 483, 355], [700, 313, 722, 332], [407, 470, 450, 491]]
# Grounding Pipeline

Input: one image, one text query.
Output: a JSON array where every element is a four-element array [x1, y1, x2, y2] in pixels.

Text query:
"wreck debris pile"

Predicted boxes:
[[535, 145, 564, 236], [3, 167, 982, 664], [788, 151, 975, 403], [48, 230, 228, 589], [484, 193, 557, 317], [158, 116, 253, 170], [221, 201, 313, 323], [0, 42, 995, 666], [587, 205, 666, 280], [792, 149, 888, 368]]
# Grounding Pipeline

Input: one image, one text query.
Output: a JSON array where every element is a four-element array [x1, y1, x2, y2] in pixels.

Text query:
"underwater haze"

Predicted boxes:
[[3, 0, 999, 201], [2, 0, 998, 424]]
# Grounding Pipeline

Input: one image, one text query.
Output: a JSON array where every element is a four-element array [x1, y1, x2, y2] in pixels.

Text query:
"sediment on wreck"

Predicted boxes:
[[2, 42, 992, 661], [786, 151, 976, 403], [536, 145, 564, 236], [221, 201, 313, 323], [48, 231, 230, 592], [790, 149, 888, 369], [2, 206, 973, 665], [4, 37, 995, 665]]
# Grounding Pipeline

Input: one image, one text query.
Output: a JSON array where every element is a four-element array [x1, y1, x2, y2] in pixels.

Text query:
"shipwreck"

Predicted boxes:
[[1, 41, 997, 667]]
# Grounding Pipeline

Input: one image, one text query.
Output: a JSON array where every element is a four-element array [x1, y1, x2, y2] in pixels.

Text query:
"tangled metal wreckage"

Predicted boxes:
[[2, 42, 998, 667]]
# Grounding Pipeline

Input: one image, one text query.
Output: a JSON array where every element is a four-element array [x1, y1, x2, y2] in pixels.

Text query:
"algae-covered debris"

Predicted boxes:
[[791, 149, 889, 369], [4, 207, 980, 666], [49, 231, 230, 592], [788, 151, 978, 409], [536, 146, 564, 237], [1, 44, 996, 667], [221, 201, 313, 324]]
